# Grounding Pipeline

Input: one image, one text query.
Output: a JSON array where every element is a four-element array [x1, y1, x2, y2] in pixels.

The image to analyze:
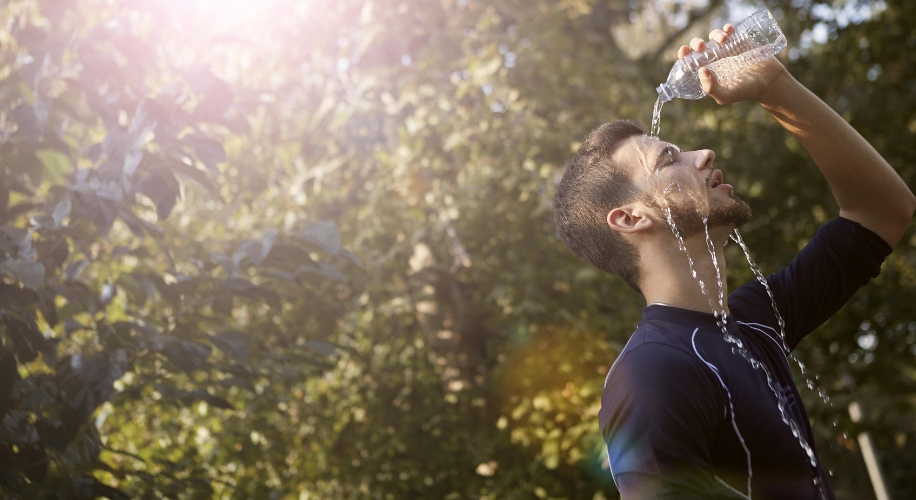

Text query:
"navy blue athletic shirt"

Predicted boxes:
[[599, 218, 892, 499]]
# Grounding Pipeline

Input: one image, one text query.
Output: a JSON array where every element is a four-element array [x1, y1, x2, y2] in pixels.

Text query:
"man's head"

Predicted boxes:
[[553, 120, 751, 293]]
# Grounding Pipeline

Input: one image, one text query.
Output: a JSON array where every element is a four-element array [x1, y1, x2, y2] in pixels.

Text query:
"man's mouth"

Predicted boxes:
[[708, 169, 723, 188]]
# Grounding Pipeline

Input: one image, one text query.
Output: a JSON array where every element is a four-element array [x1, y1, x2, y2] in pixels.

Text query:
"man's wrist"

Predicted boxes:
[[756, 68, 797, 110]]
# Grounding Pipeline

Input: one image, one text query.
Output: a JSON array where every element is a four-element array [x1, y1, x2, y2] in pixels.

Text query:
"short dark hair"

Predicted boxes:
[[554, 120, 646, 292]]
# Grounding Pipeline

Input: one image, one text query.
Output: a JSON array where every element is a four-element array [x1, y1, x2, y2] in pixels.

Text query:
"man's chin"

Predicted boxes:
[[665, 197, 752, 238], [708, 197, 752, 229]]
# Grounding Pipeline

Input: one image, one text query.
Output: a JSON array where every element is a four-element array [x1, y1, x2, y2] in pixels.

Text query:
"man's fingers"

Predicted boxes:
[[709, 28, 728, 44], [680, 23, 734, 60]]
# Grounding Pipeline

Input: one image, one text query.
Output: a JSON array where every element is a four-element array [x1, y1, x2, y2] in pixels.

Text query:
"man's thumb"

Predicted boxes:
[[699, 67, 718, 95]]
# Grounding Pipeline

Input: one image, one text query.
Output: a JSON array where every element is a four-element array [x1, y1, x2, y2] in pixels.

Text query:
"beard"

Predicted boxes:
[[649, 192, 752, 239]]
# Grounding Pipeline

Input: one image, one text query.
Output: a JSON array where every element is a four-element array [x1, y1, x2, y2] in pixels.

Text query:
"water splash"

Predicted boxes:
[[731, 229, 834, 408], [729, 229, 833, 499], [730, 229, 789, 353]]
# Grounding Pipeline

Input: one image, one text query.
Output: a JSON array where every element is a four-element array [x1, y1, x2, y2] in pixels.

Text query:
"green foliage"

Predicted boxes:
[[0, 0, 914, 498]]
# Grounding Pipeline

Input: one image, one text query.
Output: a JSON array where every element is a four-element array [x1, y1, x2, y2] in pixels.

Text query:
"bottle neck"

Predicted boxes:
[[656, 84, 674, 103]]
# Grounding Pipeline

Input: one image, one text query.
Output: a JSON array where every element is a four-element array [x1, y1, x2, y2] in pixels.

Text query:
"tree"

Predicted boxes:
[[1, 0, 913, 498]]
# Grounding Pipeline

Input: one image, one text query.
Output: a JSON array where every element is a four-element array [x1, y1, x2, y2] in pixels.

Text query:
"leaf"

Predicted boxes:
[[18, 58, 43, 90], [195, 77, 235, 119], [210, 252, 236, 276], [302, 340, 337, 356], [0, 312, 47, 363], [160, 338, 211, 373], [237, 229, 277, 266], [11, 103, 44, 140], [118, 209, 164, 239], [258, 229, 278, 263], [128, 97, 158, 136], [123, 150, 143, 179], [62, 259, 90, 281], [116, 273, 158, 306], [216, 376, 256, 392], [91, 481, 131, 500], [253, 287, 282, 310], [2, 259, 45, 289], [219, 277, 255, 292], [0, 282, 39, 307], [0, 348, 20, 417], [14, 149, 45, 188], [211, 331, 252, 362], [340, 248, 363, 269], [264, 269, 298, 282], [1, 225, 31, 251], [188, 389, 233, 410], [299, 262, 346, 283], [102, 127, 136, 161], [184, 133, 226, 171], [168, 159, 219, 197], [74, 190, 117, 236], [58, 280, 99, 315], [85, 143, 102, 162], [112, 320, 160, 338], [134, 170, 178, 220], [301, 220, 341, 255], [264, 243, 317, 268], [37, 288, 58, 327], [51, 195, 71, 228]]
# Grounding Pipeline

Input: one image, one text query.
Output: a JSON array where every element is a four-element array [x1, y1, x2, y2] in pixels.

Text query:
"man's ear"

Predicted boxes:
[[607, 203, 654, 234]]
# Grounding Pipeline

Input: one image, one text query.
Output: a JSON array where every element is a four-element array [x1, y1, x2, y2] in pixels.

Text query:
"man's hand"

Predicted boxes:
[[677, 24, 789, 105]]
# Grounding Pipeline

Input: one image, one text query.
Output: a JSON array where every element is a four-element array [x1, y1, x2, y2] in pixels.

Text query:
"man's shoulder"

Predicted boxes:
[[606, 325, 710, 389], [600, 326, 725, 435]]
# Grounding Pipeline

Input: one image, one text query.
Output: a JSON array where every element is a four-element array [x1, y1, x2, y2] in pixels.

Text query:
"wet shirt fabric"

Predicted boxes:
[[600, 218, 891, 500]]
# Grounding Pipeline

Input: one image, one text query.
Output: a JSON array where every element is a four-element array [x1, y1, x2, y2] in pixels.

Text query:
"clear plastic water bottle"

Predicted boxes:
[[656, 9, 787, 102]]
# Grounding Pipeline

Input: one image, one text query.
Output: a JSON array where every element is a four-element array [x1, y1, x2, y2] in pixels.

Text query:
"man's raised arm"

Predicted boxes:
[[686, 24, 916, 247], [756, 72, 915, 246]]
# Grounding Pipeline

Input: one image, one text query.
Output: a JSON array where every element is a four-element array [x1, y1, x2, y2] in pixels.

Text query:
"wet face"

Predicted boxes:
[[620, 135, 751, 237]]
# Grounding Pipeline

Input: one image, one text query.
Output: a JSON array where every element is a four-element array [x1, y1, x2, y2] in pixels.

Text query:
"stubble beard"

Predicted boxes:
[[649, 192, 753, 239]]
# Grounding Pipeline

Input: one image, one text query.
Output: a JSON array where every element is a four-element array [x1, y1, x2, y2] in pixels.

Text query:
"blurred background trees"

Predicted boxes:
[[0, 0, 913, 498]]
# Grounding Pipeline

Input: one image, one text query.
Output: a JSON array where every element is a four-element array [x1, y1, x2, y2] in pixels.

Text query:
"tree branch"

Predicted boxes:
[[642, 0, 725, 67]]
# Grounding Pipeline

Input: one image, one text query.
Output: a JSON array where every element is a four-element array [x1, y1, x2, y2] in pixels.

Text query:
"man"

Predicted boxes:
[[553, 23, 915, 499]]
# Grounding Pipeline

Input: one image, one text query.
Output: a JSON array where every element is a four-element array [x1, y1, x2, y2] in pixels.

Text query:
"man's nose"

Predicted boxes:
[[695, 149, 715, 170]]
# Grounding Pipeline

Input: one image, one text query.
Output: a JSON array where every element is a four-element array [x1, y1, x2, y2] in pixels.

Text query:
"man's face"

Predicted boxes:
[[618, 135, 751, 237]]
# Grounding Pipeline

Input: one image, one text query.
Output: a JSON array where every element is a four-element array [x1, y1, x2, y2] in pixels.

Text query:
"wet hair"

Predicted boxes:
[[554, 120, 646, 292]]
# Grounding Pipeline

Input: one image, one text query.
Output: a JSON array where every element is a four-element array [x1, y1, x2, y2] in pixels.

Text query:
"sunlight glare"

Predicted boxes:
[[181, 0, 280, 25]]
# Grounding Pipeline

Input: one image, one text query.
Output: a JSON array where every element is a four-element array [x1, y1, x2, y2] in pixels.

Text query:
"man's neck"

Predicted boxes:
[[640, 230, 731, 315]]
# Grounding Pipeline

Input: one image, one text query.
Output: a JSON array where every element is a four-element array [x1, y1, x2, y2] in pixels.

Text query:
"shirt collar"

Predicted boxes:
[[642, 303, 730, 330]]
